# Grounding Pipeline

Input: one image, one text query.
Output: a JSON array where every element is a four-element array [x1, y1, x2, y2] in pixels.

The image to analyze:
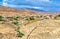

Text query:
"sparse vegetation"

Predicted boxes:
[[29, 16, 35, 20], [17, 31, 24, 37], [0, 16, 4, 19], [0, 14, 60, 38], [6, 17, 13, 21], [25, 16, 35, 21], [6, 16, 24, 38], [54, 14, 60, 20], [44, 16, 48, 19], [6, 16, 19, 21], [1, 6, 60, 39], [16, 26, 24, 38], [12, 16, 24, 38], [57, 14, 60, 17], [0, 16, 4, 21], [12, 21, 19, 26], [14, 16, 19, 20]]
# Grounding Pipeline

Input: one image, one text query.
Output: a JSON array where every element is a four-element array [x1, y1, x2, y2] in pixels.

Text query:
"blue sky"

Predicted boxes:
[[0, 0, 2, 5], [0, 0, 60, 12]]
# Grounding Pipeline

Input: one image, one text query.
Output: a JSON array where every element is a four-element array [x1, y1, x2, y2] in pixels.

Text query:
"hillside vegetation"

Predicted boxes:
[[0, 6, 60, 39]]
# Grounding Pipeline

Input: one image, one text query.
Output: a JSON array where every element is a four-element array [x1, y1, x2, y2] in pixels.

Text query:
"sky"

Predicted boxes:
[[0, 0, 60, 12]]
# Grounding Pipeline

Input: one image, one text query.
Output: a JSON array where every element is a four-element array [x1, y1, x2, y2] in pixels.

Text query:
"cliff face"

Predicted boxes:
[[0, 6, 60, 39]]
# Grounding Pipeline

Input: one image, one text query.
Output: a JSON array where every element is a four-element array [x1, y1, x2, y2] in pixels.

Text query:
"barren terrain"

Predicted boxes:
[[0, 6, 60, 39]]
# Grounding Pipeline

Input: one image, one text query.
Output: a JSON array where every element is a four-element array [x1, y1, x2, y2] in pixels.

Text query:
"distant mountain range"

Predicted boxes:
[[11, 7, 46, 12], [25, 8, 46, 12]]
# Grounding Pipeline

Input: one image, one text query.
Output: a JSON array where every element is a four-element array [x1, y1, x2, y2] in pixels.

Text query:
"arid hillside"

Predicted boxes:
[[0, 6, 60, 39]]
